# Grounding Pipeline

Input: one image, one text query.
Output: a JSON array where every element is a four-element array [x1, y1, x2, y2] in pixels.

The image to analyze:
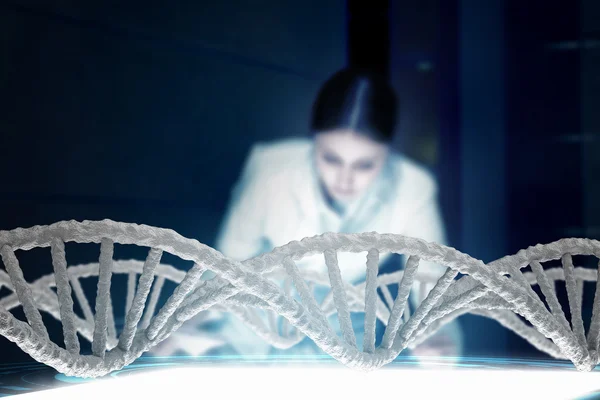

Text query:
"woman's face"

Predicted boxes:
[[314, 129, 389, 203]]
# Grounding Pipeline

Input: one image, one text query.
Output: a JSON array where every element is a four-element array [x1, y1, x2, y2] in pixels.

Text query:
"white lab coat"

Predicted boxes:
[[214, 137, 463, 356]]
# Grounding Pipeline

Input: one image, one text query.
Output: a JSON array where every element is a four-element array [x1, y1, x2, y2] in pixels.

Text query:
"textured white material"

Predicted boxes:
[[0, 219, 599, 377], [118, 248, 162, 352], [363, 248, 379, 353], [50, 238, 79, 354], [91, 238, 114, 358]]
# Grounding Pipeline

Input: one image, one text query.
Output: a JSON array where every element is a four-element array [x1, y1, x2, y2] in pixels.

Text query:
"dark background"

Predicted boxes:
[[1, 0, 599, 364]]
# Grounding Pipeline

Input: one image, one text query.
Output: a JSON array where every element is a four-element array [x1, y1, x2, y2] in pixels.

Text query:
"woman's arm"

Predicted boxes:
[[215, 145, 270, 261], [212, 145, 277, 356]]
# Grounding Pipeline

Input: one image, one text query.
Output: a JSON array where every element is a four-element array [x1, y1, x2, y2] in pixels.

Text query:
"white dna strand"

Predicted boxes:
[[0, 220, 600, 377]]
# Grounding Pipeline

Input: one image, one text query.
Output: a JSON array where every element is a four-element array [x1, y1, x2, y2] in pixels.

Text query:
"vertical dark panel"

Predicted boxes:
[[459, 0, 508, 356], [388, 0, 439, 161], [505, 0, 582, 357], [460, 0, 506, 262], [581, 0, 600, 239], [347, 0, 390, 78], [436, 0, 462, 250], [505, 0, 582, 252]]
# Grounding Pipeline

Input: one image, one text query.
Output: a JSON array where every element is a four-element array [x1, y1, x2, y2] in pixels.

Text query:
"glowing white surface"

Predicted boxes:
[[10, 364, 600, 400]]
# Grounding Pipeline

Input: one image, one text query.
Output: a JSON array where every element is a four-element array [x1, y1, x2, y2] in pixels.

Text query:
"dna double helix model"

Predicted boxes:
[[0, 219, 600, 377]]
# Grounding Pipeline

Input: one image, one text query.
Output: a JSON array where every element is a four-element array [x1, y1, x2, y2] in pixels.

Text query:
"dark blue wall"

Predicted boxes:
[[0, 1, 345, 244], [0, 0, 346, 363]]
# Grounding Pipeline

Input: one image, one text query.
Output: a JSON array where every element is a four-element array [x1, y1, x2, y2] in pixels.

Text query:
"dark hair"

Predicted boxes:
[[310, 67, 398, 143]]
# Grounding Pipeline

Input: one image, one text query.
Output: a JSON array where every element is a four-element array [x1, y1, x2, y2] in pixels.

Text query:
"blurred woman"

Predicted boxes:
[[211, 67, 464, 360]]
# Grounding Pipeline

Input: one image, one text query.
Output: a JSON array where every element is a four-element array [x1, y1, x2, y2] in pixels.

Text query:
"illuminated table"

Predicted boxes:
[[3, 356, 600, 400]]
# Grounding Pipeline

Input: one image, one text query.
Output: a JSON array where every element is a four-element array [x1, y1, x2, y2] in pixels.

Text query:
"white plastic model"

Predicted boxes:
[[0, 219, 598, 377]]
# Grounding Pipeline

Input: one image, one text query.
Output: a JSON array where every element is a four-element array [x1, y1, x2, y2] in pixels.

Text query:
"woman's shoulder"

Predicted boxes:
[[245, 137, 312, 178], [250, 137, 312, 161], [388, 152, 438, 195]]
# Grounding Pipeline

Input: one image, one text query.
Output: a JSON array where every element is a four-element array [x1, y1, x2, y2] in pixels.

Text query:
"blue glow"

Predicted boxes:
[[0, 386, 28, 391], [54, 374, 96, 384]]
